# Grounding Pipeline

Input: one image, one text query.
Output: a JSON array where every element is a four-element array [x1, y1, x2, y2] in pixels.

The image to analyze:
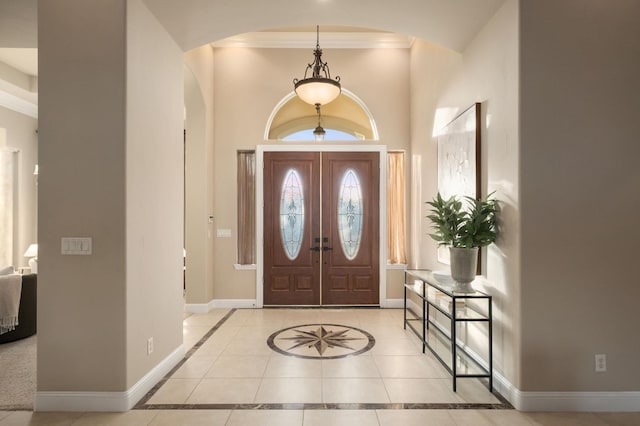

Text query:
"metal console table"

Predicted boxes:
[[403, 269, 493, 392]]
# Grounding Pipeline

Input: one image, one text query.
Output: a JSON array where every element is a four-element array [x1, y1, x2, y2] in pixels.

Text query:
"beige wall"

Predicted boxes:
[[0, 106, 38, 268], [410, 0, 520, 387], [38, 0, 128, 391], [209, 47, 411, 302], [125, 0, 184, 388], [38, 0, 183, 394], [29, 0, 640, 412], [408, 41, 461, 270], [184, 46, 216, 305], [520, 0, 640, 392]]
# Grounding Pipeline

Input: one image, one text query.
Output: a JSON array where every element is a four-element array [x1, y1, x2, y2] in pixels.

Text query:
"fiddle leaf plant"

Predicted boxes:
[[426, 192, 498, 248]]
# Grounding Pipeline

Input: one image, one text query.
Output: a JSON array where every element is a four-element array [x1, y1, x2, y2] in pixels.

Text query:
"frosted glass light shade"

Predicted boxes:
[[294, 78, 341, 106]]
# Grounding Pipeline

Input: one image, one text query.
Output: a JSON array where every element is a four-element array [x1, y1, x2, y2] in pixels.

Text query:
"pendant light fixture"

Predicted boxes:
[[294, 25, 341, 106], [313, 103, 326, 141]]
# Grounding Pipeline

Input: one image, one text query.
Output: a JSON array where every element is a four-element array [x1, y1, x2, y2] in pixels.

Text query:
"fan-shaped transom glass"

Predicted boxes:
[[338, 169, 363, 260], [280, 169, 305, 260]]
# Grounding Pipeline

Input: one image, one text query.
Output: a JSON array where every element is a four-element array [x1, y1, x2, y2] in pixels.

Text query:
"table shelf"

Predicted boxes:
[[403, 269, 493, 392]]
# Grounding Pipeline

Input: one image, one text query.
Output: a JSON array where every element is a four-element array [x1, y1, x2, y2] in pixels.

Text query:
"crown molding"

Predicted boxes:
[[0, 89, 37, 118], [212, 32, 414, 49]]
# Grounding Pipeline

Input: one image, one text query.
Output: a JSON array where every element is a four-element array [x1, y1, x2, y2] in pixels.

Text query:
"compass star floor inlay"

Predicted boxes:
[[267, 323, 375, 359], [134, 308, 512, 411]]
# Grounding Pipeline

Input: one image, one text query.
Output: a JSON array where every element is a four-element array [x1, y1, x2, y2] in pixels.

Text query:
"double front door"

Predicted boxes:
[[263, 151, 380, 306]]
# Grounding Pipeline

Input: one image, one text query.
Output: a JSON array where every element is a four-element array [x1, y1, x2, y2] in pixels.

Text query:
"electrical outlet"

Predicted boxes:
[[595, 354, 606, 372], [147, 337, 154, 355]]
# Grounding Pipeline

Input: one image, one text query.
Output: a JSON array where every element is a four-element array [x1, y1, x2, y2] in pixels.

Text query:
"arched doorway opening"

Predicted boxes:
[[265, 89, 379, 141]]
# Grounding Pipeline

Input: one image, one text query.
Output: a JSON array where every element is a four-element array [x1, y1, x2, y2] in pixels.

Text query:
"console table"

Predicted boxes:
[[403, 269, 492, 392]]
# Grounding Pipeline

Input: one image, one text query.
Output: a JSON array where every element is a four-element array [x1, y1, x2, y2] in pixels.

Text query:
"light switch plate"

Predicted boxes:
[[61, 237, 92, 255], [216, 229, 232, 238]]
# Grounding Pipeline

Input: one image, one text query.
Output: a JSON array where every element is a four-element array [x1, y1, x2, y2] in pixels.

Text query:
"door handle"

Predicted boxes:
[[310, 246, 321, 252], [322, 246, 333, 251]]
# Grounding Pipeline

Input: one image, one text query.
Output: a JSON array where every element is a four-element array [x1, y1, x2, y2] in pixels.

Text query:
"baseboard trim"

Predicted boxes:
[[34, 345, 185, 412], [211, 299, 257, 309], [513, 389, 640, 412], [188, 299, 401, 311], [481, 359, 640, 412], [382, 298, 404, 308], [184, 300, 216, 314], [402, 301, 639, 412], [185, 299, 257, 312]]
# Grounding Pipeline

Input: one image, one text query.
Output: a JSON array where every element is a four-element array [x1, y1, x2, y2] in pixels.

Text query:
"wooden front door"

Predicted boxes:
[[263, 151, 379, 306]]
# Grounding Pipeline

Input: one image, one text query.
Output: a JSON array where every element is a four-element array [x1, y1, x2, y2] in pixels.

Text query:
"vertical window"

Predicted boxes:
[[279, 169, 305, 260], [387, 151, 407, 264], [338, 169, 364, 260], [237, 151, 255, 265]]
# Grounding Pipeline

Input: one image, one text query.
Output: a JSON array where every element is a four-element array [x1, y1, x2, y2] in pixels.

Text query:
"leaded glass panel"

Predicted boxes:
[[338, 168, 363, 260], [280, 169, 305, 260]]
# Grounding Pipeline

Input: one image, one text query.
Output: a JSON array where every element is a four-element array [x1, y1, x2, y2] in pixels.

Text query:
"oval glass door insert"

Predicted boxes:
[[280, 169, 305, 260], [338, 168, 363, 260]]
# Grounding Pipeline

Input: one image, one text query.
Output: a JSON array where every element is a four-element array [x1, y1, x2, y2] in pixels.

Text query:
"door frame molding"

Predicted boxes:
[[256, 144, 388, 308]]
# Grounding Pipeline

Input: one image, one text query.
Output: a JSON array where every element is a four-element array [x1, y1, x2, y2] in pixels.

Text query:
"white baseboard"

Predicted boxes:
[[184, 300, 216, 314], [185, 299, 257, 312], [211, 299, 257, 309], [381, 298, 404, 308], [402, 300, 640, 412], [188, 299, 400, 311], [513, 389, 640, 412], [470, 352, 640, 412], [34, 345, 185, 412]]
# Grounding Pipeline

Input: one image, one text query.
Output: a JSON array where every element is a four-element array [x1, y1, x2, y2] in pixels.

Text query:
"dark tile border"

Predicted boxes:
[[134, 308, 237, 408], [139, 401, 512, 410], [135, 307, 513, 411]]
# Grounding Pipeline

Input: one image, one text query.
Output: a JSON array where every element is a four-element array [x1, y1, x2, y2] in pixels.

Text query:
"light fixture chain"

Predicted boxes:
[[293, 25, 342, 106]]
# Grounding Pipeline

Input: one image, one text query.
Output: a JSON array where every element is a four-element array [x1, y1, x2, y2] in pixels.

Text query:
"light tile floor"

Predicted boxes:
[[145, 307, 502, 407], [2, 308, 639, 425]]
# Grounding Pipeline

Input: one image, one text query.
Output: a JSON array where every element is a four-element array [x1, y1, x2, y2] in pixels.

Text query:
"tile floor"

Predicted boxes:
[[1, 308, 639, 425], [143, 307, 502, 408]]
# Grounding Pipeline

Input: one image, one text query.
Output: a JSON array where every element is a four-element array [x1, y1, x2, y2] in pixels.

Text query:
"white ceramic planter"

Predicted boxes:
[[449, 247, 479, 293]]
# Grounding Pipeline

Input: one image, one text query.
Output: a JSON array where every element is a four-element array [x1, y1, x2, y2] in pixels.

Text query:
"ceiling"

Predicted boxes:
[[0, 48, 37, 76], [212, 28, 414, 49], [141, 0, 506, 52], [0, 0, 506, 117], [0, 0, 505, 52]]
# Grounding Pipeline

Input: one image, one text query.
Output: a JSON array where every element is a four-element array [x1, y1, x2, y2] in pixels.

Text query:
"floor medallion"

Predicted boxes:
[[267, 323, 375, 359]]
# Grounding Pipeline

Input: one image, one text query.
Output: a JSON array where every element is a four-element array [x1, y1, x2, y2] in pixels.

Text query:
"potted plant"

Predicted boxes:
[[426, 192, 498, 293]]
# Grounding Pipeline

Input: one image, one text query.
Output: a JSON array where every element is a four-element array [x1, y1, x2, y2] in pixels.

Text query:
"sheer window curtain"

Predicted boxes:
[[237, 151, 256, 265], [0, 149, 15, 266], [387, 151, 407, 264]]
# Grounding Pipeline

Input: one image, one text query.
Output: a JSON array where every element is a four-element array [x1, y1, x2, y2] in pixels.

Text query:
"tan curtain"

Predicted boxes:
[[387, 151, 407, 264], [0, 149, 15, 266], [237, 151, 256, 264]]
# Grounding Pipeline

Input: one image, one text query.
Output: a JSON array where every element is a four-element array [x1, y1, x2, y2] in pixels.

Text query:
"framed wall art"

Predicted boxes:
[[436, 102, 481, 264]]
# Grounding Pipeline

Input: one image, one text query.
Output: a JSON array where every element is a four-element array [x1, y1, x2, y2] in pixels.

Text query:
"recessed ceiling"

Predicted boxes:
[[0, 48, 38, 76], [143, 0, 506, 52], [213, 29, 414, 49]]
